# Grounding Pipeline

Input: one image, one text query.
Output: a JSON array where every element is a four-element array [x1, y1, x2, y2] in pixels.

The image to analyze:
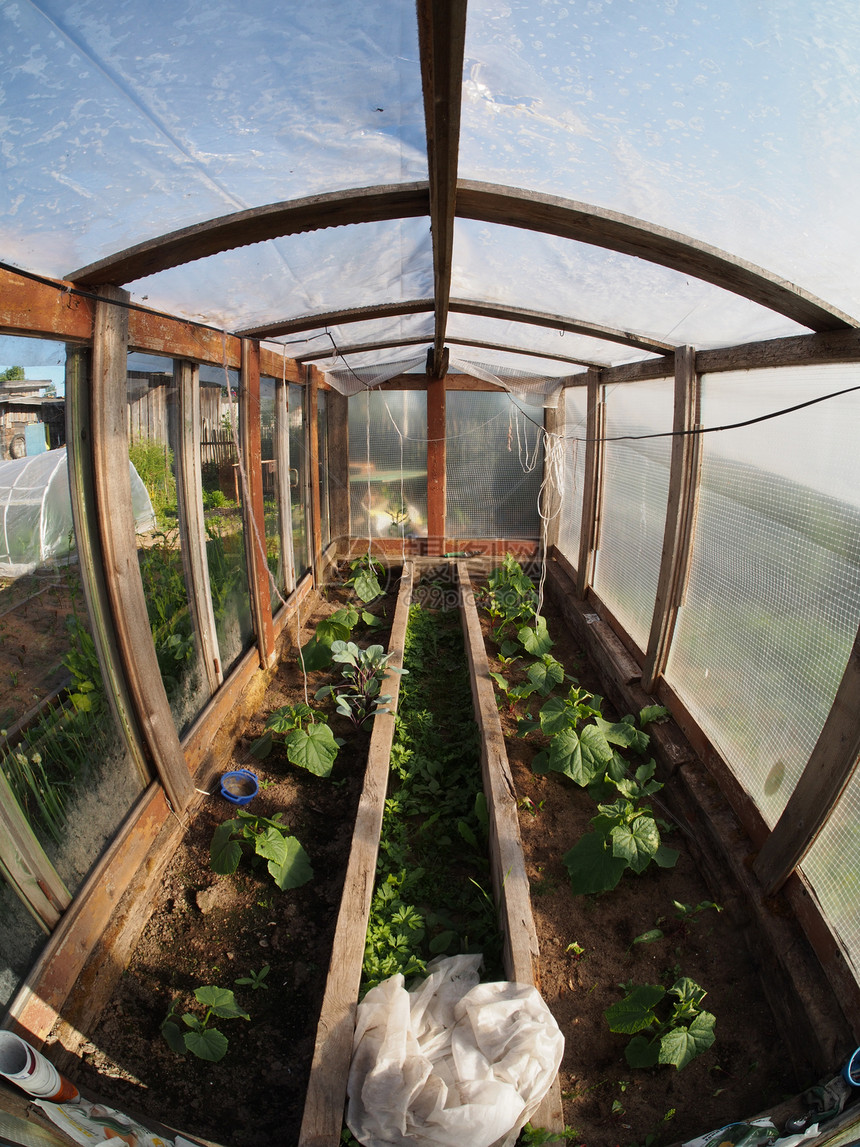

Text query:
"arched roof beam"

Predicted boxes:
[[292, 334, 601, 369], [417, 0, 467, 378], [68, 182, 856, 334], [243, 298, 669, 355]]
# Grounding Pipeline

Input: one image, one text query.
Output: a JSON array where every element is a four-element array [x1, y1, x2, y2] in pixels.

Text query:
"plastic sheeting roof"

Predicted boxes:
[[2, 0, 859, 379]]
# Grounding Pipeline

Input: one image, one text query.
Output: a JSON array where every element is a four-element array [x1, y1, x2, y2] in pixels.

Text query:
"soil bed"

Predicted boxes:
[[71, 572, 400, 1147], [476, 579, 800, 1147]]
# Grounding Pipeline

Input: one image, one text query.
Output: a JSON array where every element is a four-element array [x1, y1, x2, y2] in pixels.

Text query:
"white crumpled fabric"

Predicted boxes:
[[346, 954, 564, 1147]]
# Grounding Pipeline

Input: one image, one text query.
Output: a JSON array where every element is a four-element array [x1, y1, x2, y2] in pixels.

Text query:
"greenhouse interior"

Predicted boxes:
[[1, 1, 860, 1145]]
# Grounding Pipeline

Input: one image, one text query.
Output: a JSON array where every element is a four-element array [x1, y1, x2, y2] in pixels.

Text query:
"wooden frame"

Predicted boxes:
[[307, 369, 324, 585], [575, 369, 604, 598], [326, 389, 350, 549], [426, 373, 446, 553], [176, 359, 223, 692], [91, 287, 193, 812], [274, 371, 297, 598], [240, 338, 275, 667], [0, 769, 69, 932], [641, 346, 702, 692]]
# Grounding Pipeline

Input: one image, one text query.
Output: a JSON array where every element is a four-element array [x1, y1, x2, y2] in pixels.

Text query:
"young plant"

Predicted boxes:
[[210, 810, 314, 890], [481, 553, 538, 641], [235, 964, 270, 991], [344, 554, 385, 603], [161, 986, 250, 1062], [631, 900, 723, 948], [249, 702, 340, 777], [300, 604, 359, 671], [604, 977, 716, 1070], [315, 641, 405, 728]]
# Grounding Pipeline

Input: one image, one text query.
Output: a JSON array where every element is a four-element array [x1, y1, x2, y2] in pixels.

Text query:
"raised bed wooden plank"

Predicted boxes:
[[298, 561, 414, 1147], [456, 561, 565, 1135]]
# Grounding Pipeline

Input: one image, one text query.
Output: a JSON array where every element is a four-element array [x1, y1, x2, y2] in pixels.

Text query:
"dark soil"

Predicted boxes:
[[478, 587, 802, 1147], [71, 573, 400, 1147]]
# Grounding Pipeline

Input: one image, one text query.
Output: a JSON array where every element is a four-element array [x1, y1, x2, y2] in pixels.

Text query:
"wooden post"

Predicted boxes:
[[91, 286, 193, 813], [308, 368, 324, 585], [241, 338, 275, 667], [426, 367, 447, 554], [542, 401, 564, 552], [176, 359, 222, 692], [0, 769, 70, 930], [65, 346, 151, 788], [575, 368, 604, 598], [754, 624, 860, 893], [327, 389, 350, 555], [641, 346, 701, 693], [275, 373, 297, 596]]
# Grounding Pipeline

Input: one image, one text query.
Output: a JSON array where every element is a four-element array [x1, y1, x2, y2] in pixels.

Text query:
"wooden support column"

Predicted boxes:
[[641, 346, 701, 693], [542, 401, 564, 552], [426, 363, 447, 555], [241, 338, 275, 667], [327, 389, 350, 554], [307, 368, 324, 584], [176, 360, 222, 693], [755, 625, 860, 893], [575, 368, 604, 598], [91, 286, 193, 813], [275, 373, 297, 596], [0, 769, 69, 931]]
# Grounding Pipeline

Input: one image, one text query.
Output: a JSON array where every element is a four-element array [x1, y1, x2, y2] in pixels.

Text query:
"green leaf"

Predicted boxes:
[[160, 1020, 186, 1055], [300, 636, 334, 671], [457, 820, 478, 848], [625, 1034, 661, 1069], [594, 715, 638, 748], [429, 929, 456, 954], [604, 984, 665, 1033], [352, 569, 382, 602], [538, 695, 571, 735], [210, 820, 243, 875], [632, 928, 664, 947], [248, 730, 273, 760], [639, 705, 670, 727], [657, 1011, 716, 1069], [610, 814, 660, 874], [184, 1026, 230, 1062], [266, 834, 314, 891], [562, 831, 628, 895], [194, 985, 250, 1020], [286, 723, 340, 777], [655, 844, 680, 869], [519, 616, 553, 657], [527, 657, 565, 695]]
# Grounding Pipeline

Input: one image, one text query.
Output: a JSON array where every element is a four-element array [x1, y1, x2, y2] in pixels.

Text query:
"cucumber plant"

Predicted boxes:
[[604, 977, 716, 1070], [315, 640, 405, 728], [249, 702, 340, 777], [161, 986, 250, 1063], [210, 810, 314, 891]]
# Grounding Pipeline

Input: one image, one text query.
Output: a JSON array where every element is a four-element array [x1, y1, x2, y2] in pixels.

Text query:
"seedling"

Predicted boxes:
[[566, 941, 586, 960], [300, 604, 359, 671], [249, 702, 340, 777], [161, 986, 249, 1062], [344, 553, 385, 603], [210, 810, 314, 891], [604, 977, 716, 1070], [315, 641, 406, 727], [519, 1124, 583, 1145], [631, 900, 723, 948], [235, 964, 270, 991]]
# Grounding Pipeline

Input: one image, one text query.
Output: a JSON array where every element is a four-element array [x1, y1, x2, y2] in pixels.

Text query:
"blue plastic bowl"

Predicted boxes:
[[220, 769, 259, 806], [843, 1047, 860, 1087]]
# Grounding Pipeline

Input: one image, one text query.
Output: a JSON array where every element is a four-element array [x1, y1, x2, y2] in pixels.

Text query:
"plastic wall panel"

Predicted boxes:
[[289, 384, 310, 579], [446, 392, 543, 538], [665, 365, 860, 827], [593, 379, 673, 652], [349, 391, 428, 540], [801, 771, 860, 980], [556, 387, 587, 568]]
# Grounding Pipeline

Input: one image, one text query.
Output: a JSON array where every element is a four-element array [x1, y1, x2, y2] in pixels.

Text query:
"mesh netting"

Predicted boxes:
[[348, 390, 428, 539], [445, 391, 543, 538], [592, 378, 673, 652], [556, 386, 587, 566], [665, 364, 860, 828], [801, 773, 860, 981]]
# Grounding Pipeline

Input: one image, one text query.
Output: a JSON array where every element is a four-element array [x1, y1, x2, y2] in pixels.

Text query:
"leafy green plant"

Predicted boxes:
[[481, 553, 538, 640], [632, 900, 723, 948], [249, 702, 340, 777], [161, 986, 249, 1062], [235, 964, 270, 991], [604, 977, 716, 1070], [519, 1123, 583, 1145], [210, 810, 314, 890], [344, 553, 385, 603], [315, 640, 405, 728], [300, 604, 360, 671]]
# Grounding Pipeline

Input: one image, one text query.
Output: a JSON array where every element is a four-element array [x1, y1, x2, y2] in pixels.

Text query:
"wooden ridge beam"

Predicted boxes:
[[417, 0, 467, 378]]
